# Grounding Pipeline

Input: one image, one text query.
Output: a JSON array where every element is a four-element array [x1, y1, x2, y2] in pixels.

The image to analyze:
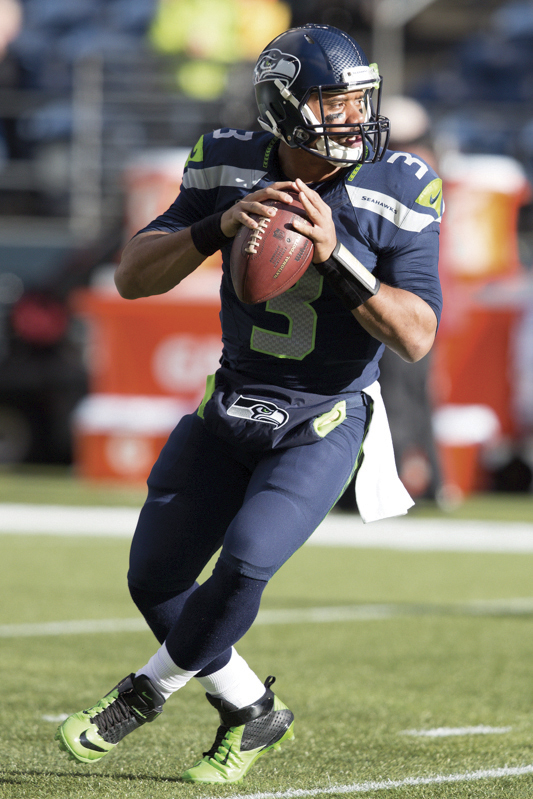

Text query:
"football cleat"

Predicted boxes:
[[55, 673, 164, 764], [181, 676, 294, 784]]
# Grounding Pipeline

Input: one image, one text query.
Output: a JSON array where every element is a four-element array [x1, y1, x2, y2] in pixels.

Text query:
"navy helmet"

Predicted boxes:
[[254, 24, 390, 165]]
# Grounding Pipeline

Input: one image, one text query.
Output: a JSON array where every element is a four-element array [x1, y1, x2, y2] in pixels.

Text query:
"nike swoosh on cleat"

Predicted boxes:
[[79, 730, 108, 752], [220, 746, 232, 766]]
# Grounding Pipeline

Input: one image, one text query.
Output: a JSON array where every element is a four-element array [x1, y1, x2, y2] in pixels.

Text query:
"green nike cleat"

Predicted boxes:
[[55, 673, 164, 764], [181, 676, 294, 784]]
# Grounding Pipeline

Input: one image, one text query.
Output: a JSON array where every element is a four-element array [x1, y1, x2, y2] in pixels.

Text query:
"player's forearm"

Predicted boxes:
[[353, 284, 437, 363], [115, 229, 205, 299]]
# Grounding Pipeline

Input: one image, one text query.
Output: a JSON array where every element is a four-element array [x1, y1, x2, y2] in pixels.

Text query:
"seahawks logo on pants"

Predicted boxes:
[[227, 396, 289, 429]]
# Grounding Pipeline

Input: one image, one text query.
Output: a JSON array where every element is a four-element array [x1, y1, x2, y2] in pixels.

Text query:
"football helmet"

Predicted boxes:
[[254, 24, 390, 166]]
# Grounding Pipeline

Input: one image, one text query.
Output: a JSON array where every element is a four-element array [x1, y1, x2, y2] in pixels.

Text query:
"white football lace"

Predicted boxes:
[[245, 217, 271, 255]]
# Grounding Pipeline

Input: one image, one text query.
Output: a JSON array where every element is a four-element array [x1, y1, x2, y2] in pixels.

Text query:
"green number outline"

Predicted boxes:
[[250, 268, 323, 360]]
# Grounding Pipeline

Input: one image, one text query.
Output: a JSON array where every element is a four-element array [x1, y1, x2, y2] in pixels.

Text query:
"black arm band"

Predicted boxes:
[[190, 211, 232, 256], [315, 241, 381, 310]]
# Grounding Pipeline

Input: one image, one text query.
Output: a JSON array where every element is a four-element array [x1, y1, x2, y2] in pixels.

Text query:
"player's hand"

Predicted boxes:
[[290, 178, 337, 264], [220, 181, 297, 237]]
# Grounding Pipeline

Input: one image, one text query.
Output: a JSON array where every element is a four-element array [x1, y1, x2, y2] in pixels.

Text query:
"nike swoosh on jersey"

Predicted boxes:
[[182, 164, 268, 192]]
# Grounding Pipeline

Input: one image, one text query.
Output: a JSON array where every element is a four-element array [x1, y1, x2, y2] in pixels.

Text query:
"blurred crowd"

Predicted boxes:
[[1, 1, 533, 219], [0, 0, 533, 499]]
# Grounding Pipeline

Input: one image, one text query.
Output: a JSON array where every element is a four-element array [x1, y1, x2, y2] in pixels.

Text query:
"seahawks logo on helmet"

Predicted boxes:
[[254, 49, 301, 88], [227, 395, 289, 429]]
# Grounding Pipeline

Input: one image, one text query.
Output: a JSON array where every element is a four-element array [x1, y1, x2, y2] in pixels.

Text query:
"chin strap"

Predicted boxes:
[[315, 136, 363, 166], [315, 242, 380, 310]]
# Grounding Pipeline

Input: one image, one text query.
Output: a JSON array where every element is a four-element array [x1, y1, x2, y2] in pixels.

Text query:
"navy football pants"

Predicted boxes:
[[128, 406, 368, 675]]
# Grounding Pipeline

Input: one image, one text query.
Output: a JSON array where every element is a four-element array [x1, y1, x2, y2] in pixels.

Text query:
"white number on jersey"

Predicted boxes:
[[386, 151, 428, 179], [213, 129, 254, 142]]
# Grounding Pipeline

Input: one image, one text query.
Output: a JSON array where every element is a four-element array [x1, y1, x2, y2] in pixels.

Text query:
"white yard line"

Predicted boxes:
[[0, 504, 140, 536], [0, 617, 147, 637], [222, 765, 533, 799], [4, 597, 533, 638], [1, 503, 533, 552], [308, 514, 533, 553], [400, 725, 512, 737]]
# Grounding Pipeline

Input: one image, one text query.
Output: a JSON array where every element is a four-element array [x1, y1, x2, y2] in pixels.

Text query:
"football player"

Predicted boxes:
[[56, 24, 442, 784]]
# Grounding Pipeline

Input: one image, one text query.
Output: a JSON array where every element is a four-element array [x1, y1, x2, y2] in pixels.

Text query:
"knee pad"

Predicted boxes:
[[219, 550, 277, 582]]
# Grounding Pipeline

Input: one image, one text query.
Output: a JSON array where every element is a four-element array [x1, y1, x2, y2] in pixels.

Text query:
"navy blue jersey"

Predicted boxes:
[[139, 130, 443, 394]]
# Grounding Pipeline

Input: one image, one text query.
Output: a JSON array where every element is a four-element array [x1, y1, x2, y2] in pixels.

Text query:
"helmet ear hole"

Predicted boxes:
[[264, 100, 287, 129], [294, 128, 310, 143]]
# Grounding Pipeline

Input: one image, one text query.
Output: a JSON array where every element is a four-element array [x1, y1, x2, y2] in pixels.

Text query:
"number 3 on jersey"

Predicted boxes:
[[250, 268, 323, 360]]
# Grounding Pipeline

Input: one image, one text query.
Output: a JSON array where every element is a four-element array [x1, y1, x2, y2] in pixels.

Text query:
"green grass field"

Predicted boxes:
[[1, 468, 533, 798]]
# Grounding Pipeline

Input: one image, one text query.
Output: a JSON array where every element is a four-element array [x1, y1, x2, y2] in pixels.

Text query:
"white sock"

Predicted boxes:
[[136, 642, 198, 700], [195, 649, 266, 708]]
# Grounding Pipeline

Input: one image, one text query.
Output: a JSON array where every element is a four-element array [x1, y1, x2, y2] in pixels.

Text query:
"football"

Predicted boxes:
[[230, 193, 314, 304]]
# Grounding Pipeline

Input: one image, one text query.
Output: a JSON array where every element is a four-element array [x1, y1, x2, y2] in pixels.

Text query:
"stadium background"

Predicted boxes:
[[0, 0, 533, 508], [2, 4, 533, 798]]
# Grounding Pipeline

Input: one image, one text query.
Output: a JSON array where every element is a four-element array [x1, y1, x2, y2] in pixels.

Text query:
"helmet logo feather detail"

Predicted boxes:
[[254, 49, 301, 88]]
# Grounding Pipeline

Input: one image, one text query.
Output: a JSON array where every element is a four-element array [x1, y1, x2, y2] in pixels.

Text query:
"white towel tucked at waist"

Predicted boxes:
[[355, 380, 414, 523]]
